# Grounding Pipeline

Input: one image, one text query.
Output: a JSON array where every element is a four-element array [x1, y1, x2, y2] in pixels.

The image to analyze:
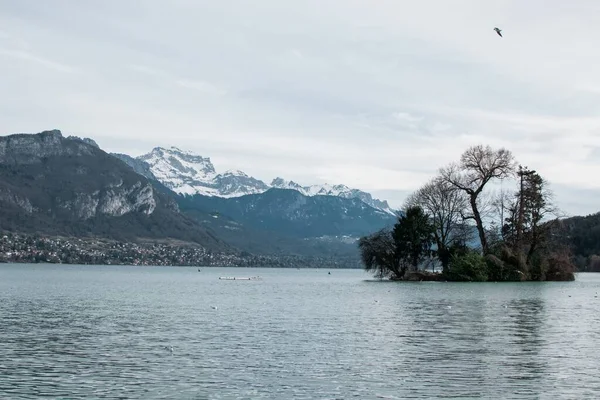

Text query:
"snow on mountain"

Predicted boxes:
[[213, 169, 270, 197], [138, 147, 217, 195], [138, 147, 268, 197], [135, 147, 397, 214], [270, 178, 396, 215]]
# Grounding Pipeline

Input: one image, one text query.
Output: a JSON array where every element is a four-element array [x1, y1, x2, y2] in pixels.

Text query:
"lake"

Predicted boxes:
[[1, 264, 599, 399]]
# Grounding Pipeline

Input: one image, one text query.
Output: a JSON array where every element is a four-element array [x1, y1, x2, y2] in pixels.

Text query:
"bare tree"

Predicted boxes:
[[440, 145, 516, 254], [491, 179, 514, 230], [404, 176, 470, 273], [487, 180, 517, 247]]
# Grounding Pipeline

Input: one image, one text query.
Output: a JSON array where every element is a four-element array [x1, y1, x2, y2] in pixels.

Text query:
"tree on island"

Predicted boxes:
[[358, 206, 434, 280], [358, 144, 575, 282], [439, 144, 516, 255], [404, 176, 470, 274], [488, 165, 574, 281]]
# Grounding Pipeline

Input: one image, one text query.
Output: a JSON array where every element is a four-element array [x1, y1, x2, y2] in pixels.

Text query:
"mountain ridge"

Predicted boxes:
[[0, 130, 232, 251], [178, 187, 396, 239], [116, 146, 397, 214], [0, 129, 398, 262]]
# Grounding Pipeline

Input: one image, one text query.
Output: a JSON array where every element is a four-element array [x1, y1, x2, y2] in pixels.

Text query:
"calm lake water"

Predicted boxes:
[[1, 264, 599, 399]]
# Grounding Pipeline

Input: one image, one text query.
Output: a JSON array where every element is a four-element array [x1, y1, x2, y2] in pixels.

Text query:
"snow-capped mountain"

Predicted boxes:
[[270, 178, 394, 214], [127, 147, 397, 214], [137, 147, 269, 197]]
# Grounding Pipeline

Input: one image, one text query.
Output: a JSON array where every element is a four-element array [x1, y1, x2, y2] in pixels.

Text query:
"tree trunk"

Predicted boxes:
[[526, 245, 536, 275], [438, 245, 450, 274], [516, 172, 525, 246], [470, 194, 488, 254], [526, 227, 539, 267], [399, 264, 409, 279]]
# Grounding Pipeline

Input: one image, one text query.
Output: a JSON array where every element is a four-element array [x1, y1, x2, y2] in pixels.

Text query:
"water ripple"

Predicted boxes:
[[1, 265, 600, 399]]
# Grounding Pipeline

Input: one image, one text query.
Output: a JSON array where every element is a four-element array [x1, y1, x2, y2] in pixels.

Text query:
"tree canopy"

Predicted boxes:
[[358, 205, 434, 280], [358, 144, 575, 282]]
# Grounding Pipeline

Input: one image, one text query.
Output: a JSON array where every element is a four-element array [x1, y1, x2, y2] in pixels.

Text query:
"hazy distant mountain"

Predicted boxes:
[[131, 146, 396, 214]]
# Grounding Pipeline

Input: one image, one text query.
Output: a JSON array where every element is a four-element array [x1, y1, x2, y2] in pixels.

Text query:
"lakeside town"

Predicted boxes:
[[0, 232, 359, 269]]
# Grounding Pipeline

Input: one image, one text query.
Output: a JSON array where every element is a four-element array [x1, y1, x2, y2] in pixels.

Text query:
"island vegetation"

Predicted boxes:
[[358, 144, 576, 282]]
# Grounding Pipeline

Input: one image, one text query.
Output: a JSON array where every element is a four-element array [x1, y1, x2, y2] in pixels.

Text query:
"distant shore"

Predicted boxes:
[[0, 232, 359, 269]]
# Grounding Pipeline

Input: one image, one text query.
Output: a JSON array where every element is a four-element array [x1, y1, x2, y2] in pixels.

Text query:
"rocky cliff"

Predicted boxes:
[[0, 130, 156, 219], [0, 130, 229, 250]]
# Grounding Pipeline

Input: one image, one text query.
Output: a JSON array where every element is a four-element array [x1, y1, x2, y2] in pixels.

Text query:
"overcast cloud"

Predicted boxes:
[[1, 0, 600, 215]]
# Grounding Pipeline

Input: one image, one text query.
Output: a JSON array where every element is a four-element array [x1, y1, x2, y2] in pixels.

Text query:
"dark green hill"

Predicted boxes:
[[551, 212, 600, 271], [0, 130, 229, 250], [178, 188, 397, 239]]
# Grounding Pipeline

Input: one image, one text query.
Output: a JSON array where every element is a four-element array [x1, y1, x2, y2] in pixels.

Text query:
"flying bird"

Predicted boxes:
[[494, 27, 502, 37]]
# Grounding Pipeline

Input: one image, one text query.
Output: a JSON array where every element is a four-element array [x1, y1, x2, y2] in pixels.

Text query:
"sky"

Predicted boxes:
[[1, 0, 600, 216]]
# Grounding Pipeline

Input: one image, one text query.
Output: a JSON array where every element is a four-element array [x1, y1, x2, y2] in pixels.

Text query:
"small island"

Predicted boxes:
[[358, 144, 575, 282]]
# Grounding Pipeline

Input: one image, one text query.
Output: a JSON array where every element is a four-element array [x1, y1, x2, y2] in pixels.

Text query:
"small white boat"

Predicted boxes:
[[218, 276, 260, 281]]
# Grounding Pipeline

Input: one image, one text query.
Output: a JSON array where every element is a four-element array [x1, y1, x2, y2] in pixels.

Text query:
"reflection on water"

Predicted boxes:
[[1, 264, 600, 399]]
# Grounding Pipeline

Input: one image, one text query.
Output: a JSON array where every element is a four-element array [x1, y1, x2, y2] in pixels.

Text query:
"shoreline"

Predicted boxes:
[[386, 270, 576, 283], [0, 260, 359, 269], [0, 232, 360, 269]]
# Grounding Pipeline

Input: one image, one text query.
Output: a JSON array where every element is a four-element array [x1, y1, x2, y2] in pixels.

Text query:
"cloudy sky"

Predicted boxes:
[[1, 0, 599, 215]]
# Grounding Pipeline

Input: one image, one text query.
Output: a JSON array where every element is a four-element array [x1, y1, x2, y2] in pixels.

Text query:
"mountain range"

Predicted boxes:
[[0, 130, 398, 263], [112, 146, 396, 215]]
